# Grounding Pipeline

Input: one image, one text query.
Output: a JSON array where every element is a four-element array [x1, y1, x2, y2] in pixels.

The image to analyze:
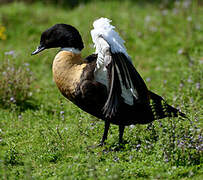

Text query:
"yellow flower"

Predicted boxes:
[[0, 25, 7, 40]]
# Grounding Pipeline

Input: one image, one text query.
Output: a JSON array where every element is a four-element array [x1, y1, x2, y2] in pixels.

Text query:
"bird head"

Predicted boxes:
[[31, 24, 84, 55]]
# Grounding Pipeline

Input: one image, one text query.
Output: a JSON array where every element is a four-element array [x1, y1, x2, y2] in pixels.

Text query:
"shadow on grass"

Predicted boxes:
[[86, 140, 138, 153], [16, 100, 40, 112], [0, 99, 39, 112], [103, 141, 130, 152]]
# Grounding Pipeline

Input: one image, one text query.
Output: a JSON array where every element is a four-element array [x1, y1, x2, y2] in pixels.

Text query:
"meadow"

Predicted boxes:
[[0, 0, 202, 179]]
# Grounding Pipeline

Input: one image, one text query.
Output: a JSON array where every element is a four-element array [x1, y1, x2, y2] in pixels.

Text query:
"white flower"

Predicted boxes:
[[5, 50, 15, 56], [130, 125, 135, 129], [178, 48, 184, 55], [162, 10, 168, 16], [145, 16, 151, 22], [187, 16, 192, 22], [146, 77, 151, 82], [10, 97, 16, 102]]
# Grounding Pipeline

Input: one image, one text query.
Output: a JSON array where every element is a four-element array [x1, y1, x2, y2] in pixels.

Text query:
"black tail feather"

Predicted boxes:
[[149, 91, 186, 119]]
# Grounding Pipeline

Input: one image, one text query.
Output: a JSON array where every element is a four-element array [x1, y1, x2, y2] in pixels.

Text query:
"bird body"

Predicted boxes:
[[32, 18, 185, 145]]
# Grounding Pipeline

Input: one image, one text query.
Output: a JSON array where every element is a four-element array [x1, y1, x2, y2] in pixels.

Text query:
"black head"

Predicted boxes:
[[32, 24, 84, 55]]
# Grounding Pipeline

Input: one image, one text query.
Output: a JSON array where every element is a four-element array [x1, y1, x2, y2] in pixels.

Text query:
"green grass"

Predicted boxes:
[[0, 1, 202, 179]]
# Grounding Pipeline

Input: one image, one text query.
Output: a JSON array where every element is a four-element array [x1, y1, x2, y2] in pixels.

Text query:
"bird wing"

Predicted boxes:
[[91, 18, 149, 118]]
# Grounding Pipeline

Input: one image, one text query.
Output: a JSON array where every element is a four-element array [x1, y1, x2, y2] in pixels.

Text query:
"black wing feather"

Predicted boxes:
[[103, 51, 149, 118], [113, 52, 149, 103]]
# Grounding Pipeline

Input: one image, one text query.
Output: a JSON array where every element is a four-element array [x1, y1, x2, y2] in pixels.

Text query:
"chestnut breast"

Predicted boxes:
[[52, 51, 87, 101]]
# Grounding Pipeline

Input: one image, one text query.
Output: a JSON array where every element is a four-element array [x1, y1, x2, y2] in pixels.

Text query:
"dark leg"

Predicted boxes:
[[99, 121, 110, 146], [119, 125, 125, 144]]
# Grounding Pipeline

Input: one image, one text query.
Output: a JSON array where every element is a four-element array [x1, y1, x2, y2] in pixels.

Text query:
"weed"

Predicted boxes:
[[0, 56, 35, 109], [4, 146, 24, 166], [157, 116, 202, 166]]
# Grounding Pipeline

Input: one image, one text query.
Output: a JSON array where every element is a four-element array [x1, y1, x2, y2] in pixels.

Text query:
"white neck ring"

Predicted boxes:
[[61, 47, 81, 54]]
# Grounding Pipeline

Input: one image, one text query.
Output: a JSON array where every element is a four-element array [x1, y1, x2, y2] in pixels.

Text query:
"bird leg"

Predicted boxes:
[[99, 121, 110, 146], [119, 125, 125, 144]]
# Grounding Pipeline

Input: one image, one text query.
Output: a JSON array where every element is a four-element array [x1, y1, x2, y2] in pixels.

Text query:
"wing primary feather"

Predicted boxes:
[[123, 55, 149, 103], [116, 53, 132, 89], [113, 53, 130, 89], [113, 53, 139, 99], [113, 52, 150, 102]]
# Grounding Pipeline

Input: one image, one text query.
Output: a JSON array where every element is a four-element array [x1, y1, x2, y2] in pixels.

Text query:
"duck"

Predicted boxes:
[[32, 18, 185, 145]]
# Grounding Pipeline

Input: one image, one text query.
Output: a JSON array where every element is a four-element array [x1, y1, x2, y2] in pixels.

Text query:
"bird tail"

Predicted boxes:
[[149, 91, 186, 119]]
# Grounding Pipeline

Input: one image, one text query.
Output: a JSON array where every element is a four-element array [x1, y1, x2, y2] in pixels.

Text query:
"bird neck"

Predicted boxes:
[[52, 50, 86, 101], [54, 49, 83, 65]]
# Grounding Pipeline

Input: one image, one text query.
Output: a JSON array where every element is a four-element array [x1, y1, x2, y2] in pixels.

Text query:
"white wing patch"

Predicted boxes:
[[91, 17, 130, 59], [91, 17, 136, 106], [93, 37, 109, 88], [94, 37, 111, 70]]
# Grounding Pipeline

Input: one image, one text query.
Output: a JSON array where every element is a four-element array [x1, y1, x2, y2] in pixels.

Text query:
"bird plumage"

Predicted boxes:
[[91, 18, 149, 118], [32, 18, 185, 145]]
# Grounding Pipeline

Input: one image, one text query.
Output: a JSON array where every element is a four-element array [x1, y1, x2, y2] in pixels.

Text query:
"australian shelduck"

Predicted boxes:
[[32, 18, 185, 145]]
